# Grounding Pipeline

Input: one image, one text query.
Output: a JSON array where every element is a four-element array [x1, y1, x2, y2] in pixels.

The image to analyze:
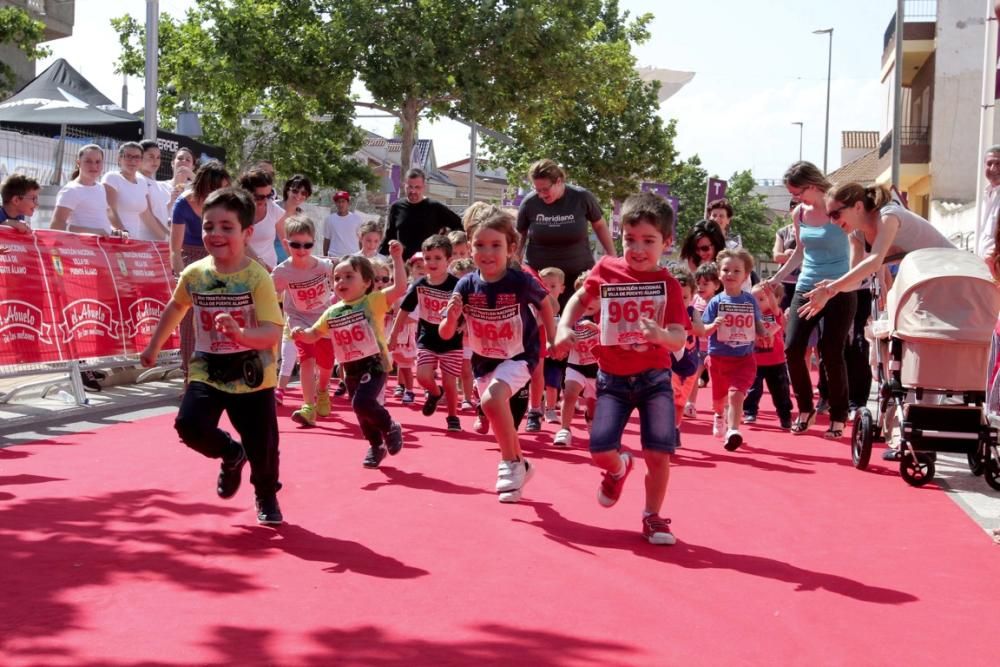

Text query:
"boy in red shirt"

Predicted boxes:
[[555, 192, 688, 545]]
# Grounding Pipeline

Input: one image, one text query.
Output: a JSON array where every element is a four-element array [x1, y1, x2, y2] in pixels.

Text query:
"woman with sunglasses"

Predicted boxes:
[[679, 220, 726, 273], [768, 161, 855, 439], [276, 175, 313, 265]]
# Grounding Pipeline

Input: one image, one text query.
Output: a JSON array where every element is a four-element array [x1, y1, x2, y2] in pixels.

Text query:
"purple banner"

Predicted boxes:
[[389, 164, 401, 204], [502, 190, 526, 208], [640, 182, 671, 198], [706, 178, 728, 212], [611, 200, 622, 238]]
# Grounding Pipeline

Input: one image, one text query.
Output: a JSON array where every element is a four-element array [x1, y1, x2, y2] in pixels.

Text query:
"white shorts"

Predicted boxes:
[[475, 359, 531, 400], [564, 366, 596, 399]]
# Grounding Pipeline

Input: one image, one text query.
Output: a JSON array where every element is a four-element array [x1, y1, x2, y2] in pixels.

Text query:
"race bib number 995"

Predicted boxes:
[[599, 282, 666, 347]]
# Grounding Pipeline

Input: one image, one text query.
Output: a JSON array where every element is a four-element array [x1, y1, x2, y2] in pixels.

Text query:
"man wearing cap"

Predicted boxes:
[[380, 167, 462, 260], [323, 190, 364, 258]]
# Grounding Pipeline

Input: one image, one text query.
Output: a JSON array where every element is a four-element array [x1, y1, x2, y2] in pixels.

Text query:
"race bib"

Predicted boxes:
[[756, 314, 775, 352], [327, 310, 380, 362], [288, 274, 330, 313], [192, 292, 256, 354], [717, 302, 756, 345], [465, 304, 524, 359], [396, 320, 417, 355], [599, 282, 666, 347], [568, 322, 599, 366], [417, 286, 452, 325]]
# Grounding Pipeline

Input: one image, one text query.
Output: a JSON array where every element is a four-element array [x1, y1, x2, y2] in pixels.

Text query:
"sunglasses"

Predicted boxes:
[[290, 187, 310, 195], [252, 191, 273, 202], [374, 276, 391, 284], [828, 206, 847, 221], [696, 244, 714, 252], [288, 241, 314, 249]]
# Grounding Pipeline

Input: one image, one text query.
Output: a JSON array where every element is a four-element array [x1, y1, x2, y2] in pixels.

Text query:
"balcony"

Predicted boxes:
[[878, 125, 931, 164], [882, 2, 936, 86]]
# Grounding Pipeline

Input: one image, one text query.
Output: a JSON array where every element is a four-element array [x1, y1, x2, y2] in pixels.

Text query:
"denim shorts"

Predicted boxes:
[[590, 368, 678, 454]]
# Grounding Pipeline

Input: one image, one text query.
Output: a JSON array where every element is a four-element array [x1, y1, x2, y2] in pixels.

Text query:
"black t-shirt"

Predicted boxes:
[[516, 184, 603, 276], [400, 274, 463, 352], [381, 198, 462, 260]]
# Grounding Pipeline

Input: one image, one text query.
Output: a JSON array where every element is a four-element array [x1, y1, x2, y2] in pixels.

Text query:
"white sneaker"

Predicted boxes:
[[712, 413, 724, 438], [724, 428, 743, 451], [496, 458, 527, 493], [498, 459, 534, 502], [553, 428, 572, 448], [683, 402, 697, 418], [544, 408, 559, 424]]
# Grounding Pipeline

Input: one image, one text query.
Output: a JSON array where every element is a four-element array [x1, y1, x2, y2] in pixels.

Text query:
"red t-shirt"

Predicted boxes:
[[583, 256, 689, 376], [754, 308, 786, 366]]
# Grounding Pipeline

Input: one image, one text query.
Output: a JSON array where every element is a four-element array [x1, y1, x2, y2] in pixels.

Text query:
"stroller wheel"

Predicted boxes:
[[851, 408, 874, 470], [968, 449, 985, 477], [985, 448, 1000, 492], [900, 451, 935, 487]]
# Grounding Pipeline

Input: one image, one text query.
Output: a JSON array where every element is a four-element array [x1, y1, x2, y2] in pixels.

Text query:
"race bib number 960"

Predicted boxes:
[[717, 302, 756, 344], [192, 292, 256, 354], [465, 304, 524, 359], [599, 282, 666, 347]]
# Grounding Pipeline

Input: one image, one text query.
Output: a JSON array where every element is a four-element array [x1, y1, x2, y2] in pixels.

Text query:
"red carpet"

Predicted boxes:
[[1, 388, 998, 666]]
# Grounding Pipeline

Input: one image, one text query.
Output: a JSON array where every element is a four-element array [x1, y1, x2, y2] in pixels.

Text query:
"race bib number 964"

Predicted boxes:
[[599, 282, 666, 347], [717, 302, 756, 345], [193, 292, 256, 354], [465, 304, 524, 359]]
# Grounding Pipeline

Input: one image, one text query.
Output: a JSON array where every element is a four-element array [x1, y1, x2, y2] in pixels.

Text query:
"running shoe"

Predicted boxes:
[[446, 416, 461, 432], [724, 428, 743, 451], [217, 443, 247, 499], [642, 514, 676, 545], [712, 413, 724, 438], [363, 444, 388, 468], [401, 390, 416, 404], [544, 408, 559, 424], [394, 385, 405, 398], [422, 386, 444, 416], [525, 410, 543, 432], [496, 458, 529, 493], [291, 403, 316, 427], [386, 422, 404, 455], [334, 382, 348, 397], [461, 399, 475, 411], [742, 413, 757, 424], [683, 402, 697, 418], [473, 413, 490, 434], [597, 452, 633, 508], [553, 428, 572, 448], [498, 459, 535, 503], [315, 392, 331, 417], [255, 495, 283, 525]]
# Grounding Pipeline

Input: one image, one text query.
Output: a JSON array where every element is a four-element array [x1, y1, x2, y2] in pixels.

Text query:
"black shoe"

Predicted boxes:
[[363, 444, 388, 468], [525, 411, 542, 432], [780, 418, 793, 429], [446, 415, 461, 432], [81, 370, 103, 392], [386, 422, 403, 455], [882, 448, 902, 462], [334, 382, 348, 397], [255, 495, 283, 525], [217, 444, 247, 499], [422, 387, 444, 416]]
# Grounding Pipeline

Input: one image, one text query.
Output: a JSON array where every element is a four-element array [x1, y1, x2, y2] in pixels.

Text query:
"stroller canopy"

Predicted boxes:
[[887, 248, 1000, 343]]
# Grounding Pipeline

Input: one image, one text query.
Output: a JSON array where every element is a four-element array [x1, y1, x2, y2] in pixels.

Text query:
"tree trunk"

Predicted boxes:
[[399, 97, 420, 178]]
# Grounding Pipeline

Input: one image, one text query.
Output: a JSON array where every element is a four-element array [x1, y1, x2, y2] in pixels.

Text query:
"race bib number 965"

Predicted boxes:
[[717, 302, 756, 344], [193, 292, 255, 354], [465, 304, 524, 359], [599, 282, 666, 347], [327, 311, 380, 361]]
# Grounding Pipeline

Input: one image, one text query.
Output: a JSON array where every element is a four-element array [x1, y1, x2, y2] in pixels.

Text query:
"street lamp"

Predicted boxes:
[[792, 121, 804, 161], [814, 28, 833, 173]]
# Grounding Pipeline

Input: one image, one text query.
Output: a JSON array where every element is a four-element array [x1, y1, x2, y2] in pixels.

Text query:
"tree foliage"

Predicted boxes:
[[484, 3, 675, 204], [112, 1, 372, 189], [0, 6, 51, 98], [725, 169, 778, 257]]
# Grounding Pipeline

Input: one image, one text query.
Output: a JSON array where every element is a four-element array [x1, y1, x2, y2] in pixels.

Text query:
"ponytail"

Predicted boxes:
[[827, 181, 892, 212]]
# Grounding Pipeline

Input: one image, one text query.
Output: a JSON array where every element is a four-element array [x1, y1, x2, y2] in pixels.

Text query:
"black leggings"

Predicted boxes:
[[784, 289, 857, 423]]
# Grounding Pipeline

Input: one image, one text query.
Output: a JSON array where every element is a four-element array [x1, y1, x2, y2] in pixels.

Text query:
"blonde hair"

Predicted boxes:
[[783, 161, 831, 192], [826, 182, 893, 212], [283, 214, 315, 238], [716, 248, 754, 274], [539, 267, 565, 283], [357, 220, 383, 239], [528, 158, 565, 184], [464, 203, 520, 255], [447, 230, 468, 246], [574, 269, 590, 291], [450, 257, 475, 276]]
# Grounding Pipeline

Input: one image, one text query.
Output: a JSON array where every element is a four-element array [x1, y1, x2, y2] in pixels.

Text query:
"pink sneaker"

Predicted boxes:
[[274, 388, 285, 406], [597, 452, 633, 507]]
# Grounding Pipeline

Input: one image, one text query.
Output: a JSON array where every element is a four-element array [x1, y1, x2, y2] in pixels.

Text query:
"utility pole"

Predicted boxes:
[[144, 0, 159, 140]]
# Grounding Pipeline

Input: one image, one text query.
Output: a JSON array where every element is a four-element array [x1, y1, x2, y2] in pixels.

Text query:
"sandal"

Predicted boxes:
[[824, 421, 846, 439], [790, 411, 816, 435]]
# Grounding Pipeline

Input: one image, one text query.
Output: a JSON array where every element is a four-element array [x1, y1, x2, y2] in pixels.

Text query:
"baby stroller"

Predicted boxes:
[[852, 247, 1000, 488]]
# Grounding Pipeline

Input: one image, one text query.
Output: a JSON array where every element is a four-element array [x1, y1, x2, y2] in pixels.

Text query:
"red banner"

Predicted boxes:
[[0, 228, 178, 365]]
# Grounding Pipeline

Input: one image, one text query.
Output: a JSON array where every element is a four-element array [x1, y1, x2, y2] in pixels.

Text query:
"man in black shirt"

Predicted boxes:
[[380, 168, 462, 260]]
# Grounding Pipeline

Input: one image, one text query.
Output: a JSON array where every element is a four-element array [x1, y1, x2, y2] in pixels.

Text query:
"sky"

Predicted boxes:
[[36, 0, 894, 181]]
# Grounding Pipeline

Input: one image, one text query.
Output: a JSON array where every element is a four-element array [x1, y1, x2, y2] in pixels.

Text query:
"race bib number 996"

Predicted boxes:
[[599, 282, 666, 347], [717, 302, 756, 344], [193, 292, 256, 354], [465, 304, 524, 359], [328, 310, 380, 361]]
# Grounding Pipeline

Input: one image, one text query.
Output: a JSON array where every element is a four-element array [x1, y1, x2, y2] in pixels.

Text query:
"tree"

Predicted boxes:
[[724, 169, 777, 257], [663, 153, 709, 245], [112, 1, 373, 189], [0, 7, 50, 98], [340, 0, 619, 176]]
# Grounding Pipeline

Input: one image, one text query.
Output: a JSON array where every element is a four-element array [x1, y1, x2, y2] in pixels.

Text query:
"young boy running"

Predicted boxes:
[[555, 191, 688, 545], [390, 234, 464, 430], [271, 215, 335, 427], [140, 187, 285, 525], [539, 267, 567, 424]]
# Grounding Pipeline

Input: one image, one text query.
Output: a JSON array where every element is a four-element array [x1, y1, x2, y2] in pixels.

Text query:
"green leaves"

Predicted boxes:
[[0, 6, 51, 98]]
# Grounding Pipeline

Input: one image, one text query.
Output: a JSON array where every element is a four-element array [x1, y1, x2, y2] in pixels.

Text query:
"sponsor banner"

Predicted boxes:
[[0, 229, 178, 365], [706, 178, 728, 208]]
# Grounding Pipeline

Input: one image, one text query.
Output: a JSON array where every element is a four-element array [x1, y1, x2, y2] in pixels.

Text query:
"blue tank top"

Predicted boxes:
[[796, 222, 849, 291]]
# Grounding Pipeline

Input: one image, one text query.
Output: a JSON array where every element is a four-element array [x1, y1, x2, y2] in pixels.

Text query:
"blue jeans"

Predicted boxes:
[[590, 368, 678, 454], [345, 367, 392, 447]]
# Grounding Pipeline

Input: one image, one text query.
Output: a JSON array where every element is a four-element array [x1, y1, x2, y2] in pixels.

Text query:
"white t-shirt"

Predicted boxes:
[[323, 211, 364, 258], [977, 185, 1000, 259], [248, 199, 284, 269], [102, 171, 156, 240], [54, 180, 111, 233], [147, 179, 174, 227]]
